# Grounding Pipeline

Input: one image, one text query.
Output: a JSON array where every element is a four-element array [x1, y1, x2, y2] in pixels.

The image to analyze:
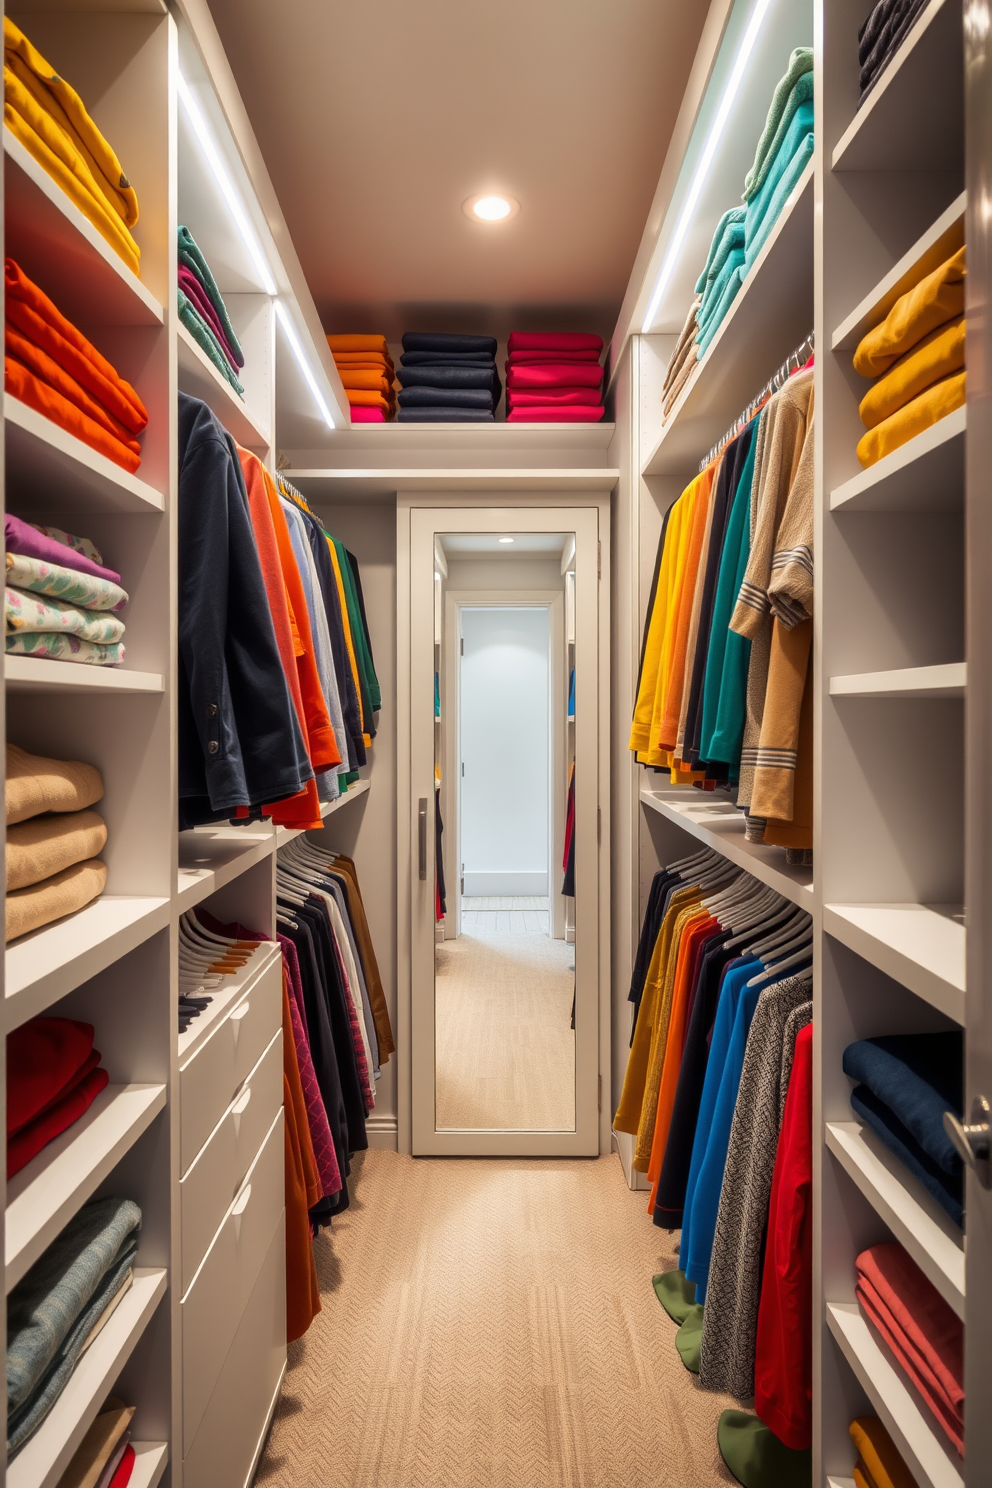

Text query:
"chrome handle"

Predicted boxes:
[[943, 1096, 991, 1188], [418, 798, 428, 880]]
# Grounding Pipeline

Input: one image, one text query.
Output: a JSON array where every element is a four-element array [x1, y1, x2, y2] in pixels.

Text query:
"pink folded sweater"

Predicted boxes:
[[508, 387, 602, 407], [507, 332, 603, 355], [349, 405, 386, 423], [506, 362, 604, 390], [507, 405, 605, 423]]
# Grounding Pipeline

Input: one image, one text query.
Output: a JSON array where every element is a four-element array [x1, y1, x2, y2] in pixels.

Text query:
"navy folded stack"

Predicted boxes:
[[396, 332, 500, 422]]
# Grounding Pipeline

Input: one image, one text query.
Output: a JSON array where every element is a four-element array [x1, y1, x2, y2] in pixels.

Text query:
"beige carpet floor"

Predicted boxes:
[[434, 930, 575, 1130], [258, 1150, 737, 1488]]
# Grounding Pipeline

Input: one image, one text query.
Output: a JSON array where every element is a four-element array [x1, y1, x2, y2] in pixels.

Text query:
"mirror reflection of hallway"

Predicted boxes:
[[434, 533, 575, 1132]]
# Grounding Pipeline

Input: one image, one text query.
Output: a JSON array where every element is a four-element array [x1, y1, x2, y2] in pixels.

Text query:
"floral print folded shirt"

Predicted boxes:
[[6, 552, 128, 611], [5, 586, 125, 644]]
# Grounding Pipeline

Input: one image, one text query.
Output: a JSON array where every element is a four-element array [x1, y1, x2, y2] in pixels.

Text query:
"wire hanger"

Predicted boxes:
[[700, 331, 814, 473]]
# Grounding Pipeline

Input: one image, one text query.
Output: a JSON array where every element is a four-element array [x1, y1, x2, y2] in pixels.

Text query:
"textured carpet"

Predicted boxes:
[[434, 930, 575, 1130], [257, 1150, 737, 1488]]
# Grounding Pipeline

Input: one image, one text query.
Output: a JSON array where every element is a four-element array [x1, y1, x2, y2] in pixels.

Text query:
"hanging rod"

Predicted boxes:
[[699, 331, 814, 473]]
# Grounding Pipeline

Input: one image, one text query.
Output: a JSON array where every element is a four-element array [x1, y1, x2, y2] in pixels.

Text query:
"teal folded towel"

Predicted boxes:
[[695, 207, 746, 296], [177, 226, 245, 366], [697, 265, 747, 355], [745, 70, 814, 203], [744, 99, 814, 270], [743, 47, 814, 200], [178, 291, 246, 398]]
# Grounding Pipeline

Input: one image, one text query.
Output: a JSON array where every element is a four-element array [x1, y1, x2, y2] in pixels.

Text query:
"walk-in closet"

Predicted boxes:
[[0, 0, 984, 1485]]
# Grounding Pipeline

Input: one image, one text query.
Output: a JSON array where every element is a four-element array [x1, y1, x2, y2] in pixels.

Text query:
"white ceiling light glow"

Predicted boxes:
[[498, 536, 514, 543], [463, 194, 519, 222], [275, 300, 338, 429], [640, 0, 772, 333]]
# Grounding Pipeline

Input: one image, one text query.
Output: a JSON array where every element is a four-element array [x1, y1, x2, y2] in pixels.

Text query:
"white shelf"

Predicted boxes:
[[6, 1083, 167, 1292], [827, 1480, 856, 1488], [829, 408, 965, 514], [823, 902, 965, 1023], [291, 468, 621, 502], [273, 777, 371, 847], [177, 322, 271, 451], [826, 1302, 963, 1488], [5, 397, 165, 515], [3, 128, 164, 327], [7, 1268, 168, 1488], [5, 896, 171, 1031], [642, 159, 813, 477], [127, 1443, 169, 1488], [5, 656, 165, 694], [177, 828, 277, 911], [299, 421, 615, 460], [826, 1121, 964, 1318], [829, 663, 965, 699], [831, 0, 964, 173], [639, 786, 812, 905], [831, 194, 966, 352]]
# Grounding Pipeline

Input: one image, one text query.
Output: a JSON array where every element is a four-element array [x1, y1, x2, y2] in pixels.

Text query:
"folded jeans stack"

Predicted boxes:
[[178, 225, 245, 398], [858, 0, 929, 106], [5, 512, 128, 667], [504, 332, 605, 422], [7, 1017, 109, 1178], [5, 259, 149, 473], [397, 332, 500, 422], [849, 1415, 919, 1488], [843, 1029, 963, 1225], [853, 245, 965, 467], [3, 19, 140, 274], [7, 1197, 141, 1455], [326, 334, 395, 423], [855, 1242, 963, 1455], [55, 1395, 136, 1488], [5, 741, 107, 942]]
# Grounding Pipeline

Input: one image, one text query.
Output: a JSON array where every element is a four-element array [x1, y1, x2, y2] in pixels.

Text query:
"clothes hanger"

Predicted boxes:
[[747, 938, 813, 988], [719, 884, 783, 935], [723, 898, 797, 951], [747, 906, 810, 958]]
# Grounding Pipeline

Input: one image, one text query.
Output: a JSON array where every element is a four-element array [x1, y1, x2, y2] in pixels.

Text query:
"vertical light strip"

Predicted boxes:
[[641, 0, 773, 333], [177, 71, 277, 296], [275, 300, 338, 429]]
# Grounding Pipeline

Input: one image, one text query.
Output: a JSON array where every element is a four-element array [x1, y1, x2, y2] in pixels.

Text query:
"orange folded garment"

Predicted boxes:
[[6, 259, 147, 431], [338, 368, 392, 393], [327, 333, 389, 355], [332, 351, 394, 370], [5, 357, 141, 472], [854, 247, 965, 377], [859, 316, 964, 429], [856, 370, 965, 467], [6, 329, 141, 455], [6, 295, 147, 435], [345, 388, 393, 411]]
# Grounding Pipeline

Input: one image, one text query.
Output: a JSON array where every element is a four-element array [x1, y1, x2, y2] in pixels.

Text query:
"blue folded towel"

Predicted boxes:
[[851, 1084, 962, 1227], [843, 1030, 962, 1171]]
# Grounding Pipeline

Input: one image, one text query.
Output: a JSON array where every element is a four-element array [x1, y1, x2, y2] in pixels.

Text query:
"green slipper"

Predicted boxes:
[[717, 1409, 812, 1488], [652, 1269, 697, 1324], [675, 1303, 704, 1372]]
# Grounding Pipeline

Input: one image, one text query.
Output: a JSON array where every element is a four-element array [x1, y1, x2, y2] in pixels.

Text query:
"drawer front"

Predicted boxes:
[[180, 1029, 283, 1293], [181, 1107, 285, 1453], [182, 1215, 287, 1488], [180, 953, 281, 1173]]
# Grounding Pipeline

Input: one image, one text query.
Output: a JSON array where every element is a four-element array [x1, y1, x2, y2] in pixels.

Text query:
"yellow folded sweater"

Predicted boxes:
[[859, 316, 964, 429], [854, 247, 965, 377], [857, 370, 965, 467], [849, 1417, 917, 1488], [4, 19, 140, 273]]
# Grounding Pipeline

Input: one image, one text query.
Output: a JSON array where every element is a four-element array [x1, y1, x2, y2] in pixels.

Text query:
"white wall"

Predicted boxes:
[[460, 606, 550, 896]]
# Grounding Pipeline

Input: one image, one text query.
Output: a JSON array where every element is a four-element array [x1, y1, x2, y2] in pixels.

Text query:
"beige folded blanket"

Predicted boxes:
[[6, 743, 103, 825], [56, 1394, 134, 1488], [6, 858, 107, 942], [6, 808, 107, 890]]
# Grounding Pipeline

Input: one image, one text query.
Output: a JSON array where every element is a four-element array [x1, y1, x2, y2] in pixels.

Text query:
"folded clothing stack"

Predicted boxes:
[[853, 246, 965, 467], [326, 334, 395, 423], [3, 20, 140, 275], [844, 1029, 963, 1225], [178, 226, 245, 398], [849, 1415, 918, 1488], [504, 332, 604, 422], [855, 1242, 963, 1456], [5, 741, 107, 942], [396, 332, 500, 422], [7, 1017, 109, 1178], [7, 1197, 141, 1455], [5, 512, 127, 667], [858, 0, 928, 106], [694, 207, 746, 359], [663, 296, 702, 416], [56, 1395, 135, 1488], [5, 259, 148, 473]]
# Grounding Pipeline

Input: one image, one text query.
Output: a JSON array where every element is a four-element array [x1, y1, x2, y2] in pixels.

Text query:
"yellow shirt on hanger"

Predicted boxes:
[[630, 490, 689, 757]]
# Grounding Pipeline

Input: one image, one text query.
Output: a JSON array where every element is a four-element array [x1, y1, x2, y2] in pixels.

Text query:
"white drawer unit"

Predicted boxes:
[[182, 1215, 287, 1488], [181, 1107, 285, 1453], [180, 1028, 283, 1292], [179, 944, 282, 1174]]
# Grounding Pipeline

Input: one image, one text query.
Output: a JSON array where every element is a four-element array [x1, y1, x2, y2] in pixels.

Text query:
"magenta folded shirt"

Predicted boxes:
[[508, 387, 603, 407], [507, 331, 603, 355], [507, 362, 604, 390], [5, 513, 121, 585], [349, 405, 385, 423], [177, 266, 241, 372], [507, 405, 605, 423]]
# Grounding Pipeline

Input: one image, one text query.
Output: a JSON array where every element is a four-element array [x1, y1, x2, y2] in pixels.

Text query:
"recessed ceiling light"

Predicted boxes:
[[463, 194, 520, 222], [498, 536, 514, 543]]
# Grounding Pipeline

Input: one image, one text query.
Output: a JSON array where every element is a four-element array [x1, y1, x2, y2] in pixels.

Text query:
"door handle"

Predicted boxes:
[[418, 798, 428, 880], [943, 1096, 991, 1187]]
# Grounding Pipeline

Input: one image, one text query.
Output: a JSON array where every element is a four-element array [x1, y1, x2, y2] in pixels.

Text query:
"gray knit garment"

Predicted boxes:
[[698, 976, 812, 1397]]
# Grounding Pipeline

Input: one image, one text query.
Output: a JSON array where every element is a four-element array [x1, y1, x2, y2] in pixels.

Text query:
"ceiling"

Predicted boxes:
[[439, 533, 568, 558], [204, 0, 709, 344]]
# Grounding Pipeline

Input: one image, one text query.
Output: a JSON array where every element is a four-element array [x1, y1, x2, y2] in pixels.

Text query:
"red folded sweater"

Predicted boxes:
[[8, 1064, 109, 1177], [507, 405, 605, 423], [507, 331, 603, 355], [508, 387, 603, 407], [8, 1016, 95, 1133], [507, 362, 604, 390]]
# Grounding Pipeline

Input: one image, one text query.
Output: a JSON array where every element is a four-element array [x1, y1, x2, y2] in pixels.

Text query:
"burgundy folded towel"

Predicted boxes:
[[507, 405, 605, 422], [507, 387, 603, 407], [177, 267, 242, 372], [4, 513, 121, 586], [507, 332, 603, 355], [7, 1016, 95, 1134], [8, 1064, 109, 1177], [506, 362, 604, 390]]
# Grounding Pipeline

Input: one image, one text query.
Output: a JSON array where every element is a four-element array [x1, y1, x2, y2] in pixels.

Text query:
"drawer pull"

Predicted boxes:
[[232, 1182, 252, 1218], [232, 1086, 252, 1118], [230, 1002, 250, 1022]]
